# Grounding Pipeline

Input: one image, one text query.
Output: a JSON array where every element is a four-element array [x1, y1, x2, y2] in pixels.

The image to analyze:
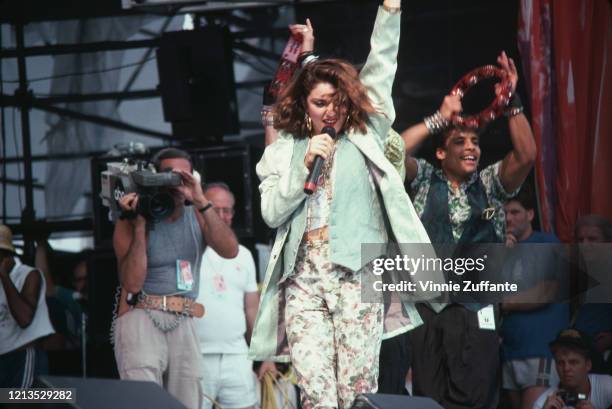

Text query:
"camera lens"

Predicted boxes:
[[138, 192, 174, 221], [148, 192, 175, 220]]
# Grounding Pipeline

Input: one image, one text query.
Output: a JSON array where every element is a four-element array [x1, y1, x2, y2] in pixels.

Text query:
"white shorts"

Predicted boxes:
[[201, 353, 257, 409], [502, 357, 559, 391]]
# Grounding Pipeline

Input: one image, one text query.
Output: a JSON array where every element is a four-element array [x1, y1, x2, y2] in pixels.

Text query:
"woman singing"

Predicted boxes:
[[249, 1, 433, 408]]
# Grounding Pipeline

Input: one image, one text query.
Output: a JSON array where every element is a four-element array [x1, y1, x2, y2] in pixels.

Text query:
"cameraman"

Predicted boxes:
[[113, 148, 238, 409], [534, 329, 612, 409]]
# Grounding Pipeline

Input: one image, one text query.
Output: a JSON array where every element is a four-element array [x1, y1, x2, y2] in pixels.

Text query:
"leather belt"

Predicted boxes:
[[135, 295, 205, 318]]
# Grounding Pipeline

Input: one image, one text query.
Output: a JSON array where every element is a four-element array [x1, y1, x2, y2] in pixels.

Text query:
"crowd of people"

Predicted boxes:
[[1, 1, 611, 409]]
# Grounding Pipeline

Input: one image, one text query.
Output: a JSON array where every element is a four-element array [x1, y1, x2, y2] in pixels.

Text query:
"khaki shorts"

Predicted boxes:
[[114, 309, 203, 409]]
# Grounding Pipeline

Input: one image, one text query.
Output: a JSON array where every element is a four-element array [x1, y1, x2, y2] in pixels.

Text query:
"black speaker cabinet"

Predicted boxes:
[[156, 26, 239, 141], [32, 376, 187, 409], [191, 144, 267, 240], [351, 394, 444, 409]]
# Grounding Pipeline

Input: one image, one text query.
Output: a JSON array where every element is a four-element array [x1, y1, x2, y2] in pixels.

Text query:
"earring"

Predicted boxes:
[[305, 114, 313, 135]]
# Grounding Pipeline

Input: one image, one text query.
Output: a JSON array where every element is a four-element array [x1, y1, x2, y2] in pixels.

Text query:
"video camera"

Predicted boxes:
[[100, 159, 182, 223]]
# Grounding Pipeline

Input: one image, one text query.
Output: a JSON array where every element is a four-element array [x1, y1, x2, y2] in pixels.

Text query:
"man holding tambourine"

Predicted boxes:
[[399, 51, 537, 409]]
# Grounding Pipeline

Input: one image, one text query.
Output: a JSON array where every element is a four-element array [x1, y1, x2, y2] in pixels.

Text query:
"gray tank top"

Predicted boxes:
[[143, 207, 204, 299]]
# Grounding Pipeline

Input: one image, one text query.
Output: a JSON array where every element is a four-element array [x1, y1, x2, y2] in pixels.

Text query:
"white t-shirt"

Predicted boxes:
[[0, 259, 54, 354], [195, 245, 258, 354], [533, 374, 612, 409]]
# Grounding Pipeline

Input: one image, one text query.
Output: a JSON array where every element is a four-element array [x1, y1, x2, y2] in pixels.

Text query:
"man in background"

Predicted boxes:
[[0, 224, 54, 388], [196, 182, 276, 409], [534, 329, 612, 409], [502, 189, 569, 409]]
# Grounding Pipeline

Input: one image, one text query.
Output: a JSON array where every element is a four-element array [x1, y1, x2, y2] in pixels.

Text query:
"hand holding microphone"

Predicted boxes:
[[304, 126, 336, 194]]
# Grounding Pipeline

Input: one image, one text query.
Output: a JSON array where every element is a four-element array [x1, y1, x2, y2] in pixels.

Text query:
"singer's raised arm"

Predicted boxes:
[[359, 0, 401, 133]]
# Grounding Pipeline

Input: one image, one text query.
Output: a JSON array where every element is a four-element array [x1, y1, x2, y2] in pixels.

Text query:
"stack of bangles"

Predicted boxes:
[[424, 110, 450, 134], [261, 106, 274, 127], [298, 51, 319, 68]]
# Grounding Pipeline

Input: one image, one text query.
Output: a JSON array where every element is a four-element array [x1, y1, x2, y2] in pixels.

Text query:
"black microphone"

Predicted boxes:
[[304, 126, 336, 195]]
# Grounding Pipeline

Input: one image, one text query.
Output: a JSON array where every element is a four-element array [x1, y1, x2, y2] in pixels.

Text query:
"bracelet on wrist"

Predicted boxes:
[[423, 110, 450, 134], [261, 108, 275, 127], [297, 51, 313, 63], [301, 54, 319, 68], [198, 203, 213, 214], [298, 51, 319, 68], [508, 92, 522, 109], [504, 106, 524, 118], [504, 93, 523, 117]]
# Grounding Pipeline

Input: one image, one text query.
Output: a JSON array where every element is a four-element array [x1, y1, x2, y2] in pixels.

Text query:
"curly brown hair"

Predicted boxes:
[[273, 59, 376, 138]]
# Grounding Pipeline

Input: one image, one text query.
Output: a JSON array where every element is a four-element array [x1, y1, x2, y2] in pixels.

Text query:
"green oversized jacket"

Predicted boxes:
[[249, 6, 443, 362]]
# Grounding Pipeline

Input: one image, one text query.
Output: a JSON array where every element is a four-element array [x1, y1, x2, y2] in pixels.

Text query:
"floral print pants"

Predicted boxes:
[[284, 241, 384, 409]]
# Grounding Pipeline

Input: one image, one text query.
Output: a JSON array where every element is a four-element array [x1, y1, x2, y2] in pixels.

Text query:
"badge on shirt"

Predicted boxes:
[[477, 305, 496, 330], [482, 207, 496, 220], [176, 259, 194, 291], [213, 273, 227, 294]]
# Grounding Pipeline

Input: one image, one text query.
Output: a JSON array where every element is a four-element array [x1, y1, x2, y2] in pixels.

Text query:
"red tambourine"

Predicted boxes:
[[450, 65, 513, 130]]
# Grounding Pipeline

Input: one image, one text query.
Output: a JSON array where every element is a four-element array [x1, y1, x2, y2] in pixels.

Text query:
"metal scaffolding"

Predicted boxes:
[[0, 0, 518, 260], [0, 0, 340, 259]]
